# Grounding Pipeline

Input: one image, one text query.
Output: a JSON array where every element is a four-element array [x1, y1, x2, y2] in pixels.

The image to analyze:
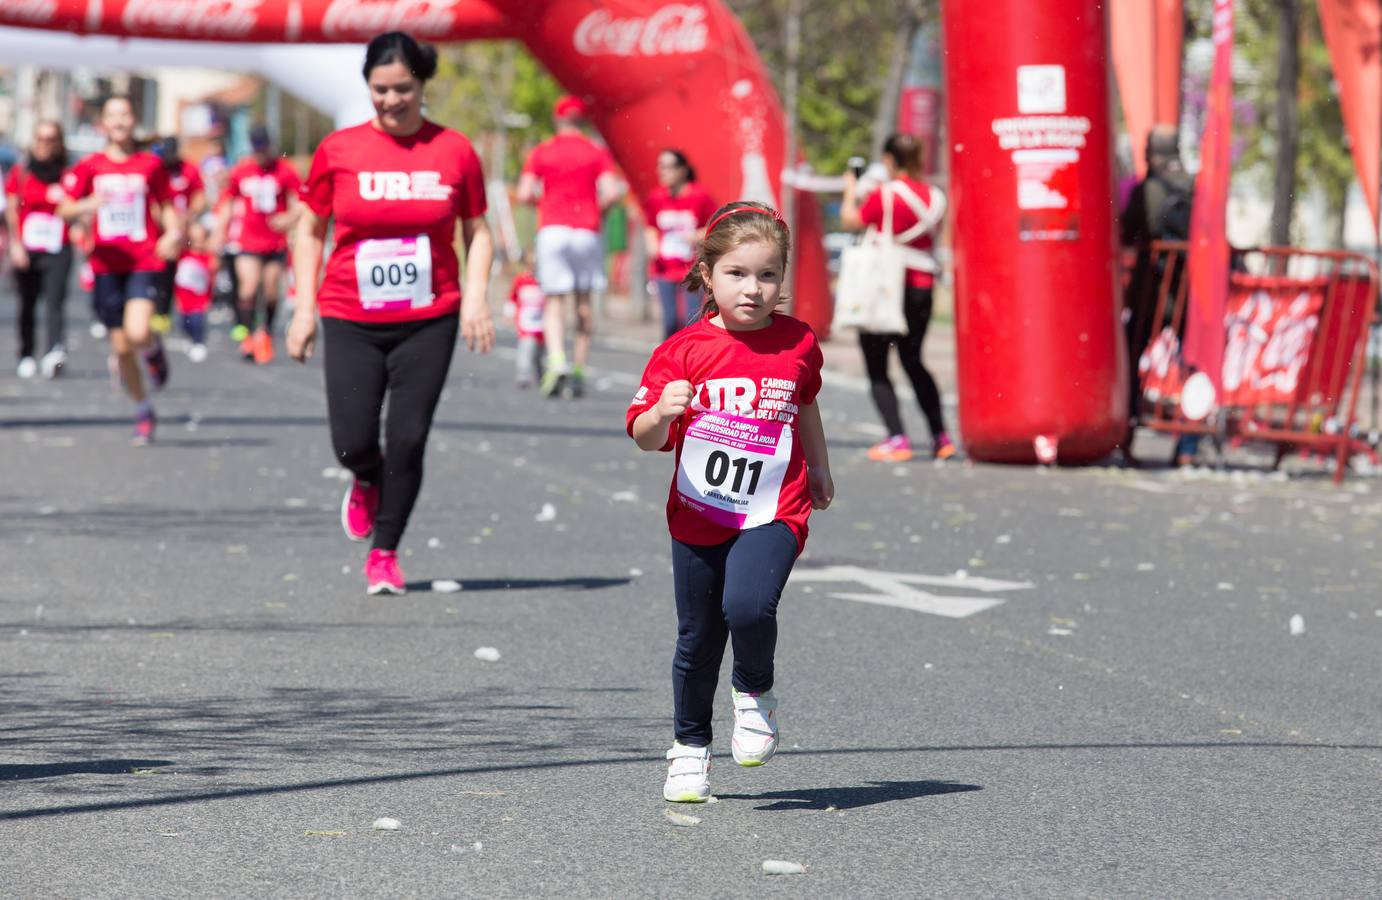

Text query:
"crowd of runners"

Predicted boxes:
[[0, 29, 964, 804]]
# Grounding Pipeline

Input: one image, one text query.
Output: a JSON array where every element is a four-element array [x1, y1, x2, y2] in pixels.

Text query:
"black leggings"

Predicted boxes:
[[14, 247, 71, 359], [858, 285, 946, 439], [671, 521, 799, 746], [322, 315, 458, 551]]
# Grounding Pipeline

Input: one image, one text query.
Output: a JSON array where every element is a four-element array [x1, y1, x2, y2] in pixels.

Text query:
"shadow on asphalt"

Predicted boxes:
[[0, 759, 175, 781], [4, 740, 1379, 822], [405, 577, 633, 593], [717, 779, 982, 810]]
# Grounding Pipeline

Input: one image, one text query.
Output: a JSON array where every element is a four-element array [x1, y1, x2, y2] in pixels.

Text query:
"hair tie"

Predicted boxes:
[[704, 206, 787, 235]]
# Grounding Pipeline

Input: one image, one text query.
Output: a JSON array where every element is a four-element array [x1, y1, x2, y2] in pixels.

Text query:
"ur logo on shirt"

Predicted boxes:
[[357, 171, 453, 202], [691, 378, 757, 415]]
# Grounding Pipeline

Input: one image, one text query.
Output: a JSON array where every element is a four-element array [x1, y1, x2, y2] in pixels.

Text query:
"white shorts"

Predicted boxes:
[[535, 226, 606, 296]]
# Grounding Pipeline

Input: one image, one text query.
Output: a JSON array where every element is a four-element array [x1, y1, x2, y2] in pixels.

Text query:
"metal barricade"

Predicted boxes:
[[1128, 241, 1378, 482]]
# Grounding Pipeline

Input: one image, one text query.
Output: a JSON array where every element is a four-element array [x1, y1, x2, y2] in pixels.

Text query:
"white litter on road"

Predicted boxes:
[[1217, 582, 1234, 591], [432, 580, 462, 593], [1047, 627, 1074, 636], [663, 809, 701, 827], [1136, 562, 1156, 571], [762, 860, 806, 875], [535, 503, 557, 522], [427, 537, 442, 548], [629, 568, 643, 577], [284, 498, 307, 507], [612, 491, 639, 502], [474, 647, 502, 662], [372, 817, 402, 831], [1289, 614, 1306, 636], [995, 534, 1012, 544]]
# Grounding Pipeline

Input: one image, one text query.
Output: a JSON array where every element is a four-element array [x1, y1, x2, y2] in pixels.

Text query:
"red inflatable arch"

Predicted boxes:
[[2, 0, 832, 335]]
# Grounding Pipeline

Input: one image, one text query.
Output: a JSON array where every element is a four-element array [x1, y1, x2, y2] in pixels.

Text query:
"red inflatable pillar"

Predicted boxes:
[[943, 0, 1127, 464]]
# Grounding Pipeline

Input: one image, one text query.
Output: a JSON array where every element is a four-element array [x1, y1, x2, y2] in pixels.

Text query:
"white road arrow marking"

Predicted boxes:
[[791, 565, 1033, 619]]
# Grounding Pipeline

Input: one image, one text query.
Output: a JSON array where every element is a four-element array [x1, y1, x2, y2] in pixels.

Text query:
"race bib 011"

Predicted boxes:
[[676, 411, 791, 530], [355, 235, 434, 313]]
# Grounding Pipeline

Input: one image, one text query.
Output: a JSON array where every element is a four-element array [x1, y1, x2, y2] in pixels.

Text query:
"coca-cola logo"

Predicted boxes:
[[121, 0, 261, 38], [1, 0, 56, 24], [322, 0, 458, 39], [573, 4, 709, 57]]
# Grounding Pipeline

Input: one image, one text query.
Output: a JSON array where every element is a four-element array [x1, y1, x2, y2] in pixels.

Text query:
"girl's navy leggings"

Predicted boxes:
[[670, 520, 799, 747]]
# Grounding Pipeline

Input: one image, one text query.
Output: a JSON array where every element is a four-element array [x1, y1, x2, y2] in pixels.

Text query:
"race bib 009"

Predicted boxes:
[[355, 235, 434, 313], [676, 411, 791, 530]]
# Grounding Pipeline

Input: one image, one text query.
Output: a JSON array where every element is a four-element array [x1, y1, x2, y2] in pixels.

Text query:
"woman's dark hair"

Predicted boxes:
[[27, 120, 68, 178], [882, 133, 923, 177], [363, 31, 439, 82], [683, 200, 792, 321], [660, 148, 696, 183]]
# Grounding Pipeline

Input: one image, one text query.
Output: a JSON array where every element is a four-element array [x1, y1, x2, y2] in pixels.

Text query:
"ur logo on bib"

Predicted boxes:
[[676, 411, 791, 530]]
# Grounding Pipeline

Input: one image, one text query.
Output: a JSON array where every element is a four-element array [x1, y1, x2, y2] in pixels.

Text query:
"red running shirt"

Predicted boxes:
[[167, 161, 205, 216], [626, 314, 824, 552], [506, 272, 546, 339], [859, 175, 941, 289], [4, 165, 70, 253], [522, 133, 614, 232], [174, 250, 215, 315], [225, 157, 300, 255], [642, 183, 718, 281], [63, 151, 172, 274], [302, 120, 488, 324]]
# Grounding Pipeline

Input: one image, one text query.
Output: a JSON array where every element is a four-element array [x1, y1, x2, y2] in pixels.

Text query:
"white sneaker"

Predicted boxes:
[[663, 742, 711, 803], [40, 346, 66, 379], [90, 321, 108, 339], [187, 343, 208, 363], [731, 688, 779, 767], [16, 357, 38, 379]]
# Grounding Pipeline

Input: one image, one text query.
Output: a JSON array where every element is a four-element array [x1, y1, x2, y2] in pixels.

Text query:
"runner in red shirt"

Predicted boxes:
[[517, 95, 622, 398], [216, 125, 301, 364], [59, 95, 183, 444], [5, 120, 73, 380], [642, 148, 718, 340], [626, 202, 833, 803], [504, 270, 546, 388], [287, 31, 494, 596], [840, 133, 953, 462], [150, 136, 206, 334]]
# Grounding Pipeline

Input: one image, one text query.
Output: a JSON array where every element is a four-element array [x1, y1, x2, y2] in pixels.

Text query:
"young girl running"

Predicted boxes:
[[626, 202, 834, 802]]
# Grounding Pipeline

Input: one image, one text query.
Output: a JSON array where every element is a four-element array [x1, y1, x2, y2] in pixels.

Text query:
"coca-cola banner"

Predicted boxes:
[[0, 0, 832, 333]]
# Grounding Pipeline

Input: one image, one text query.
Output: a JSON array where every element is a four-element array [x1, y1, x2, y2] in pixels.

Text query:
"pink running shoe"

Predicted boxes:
[[364, 549, 406, 596], [341, 479, 379, 542]]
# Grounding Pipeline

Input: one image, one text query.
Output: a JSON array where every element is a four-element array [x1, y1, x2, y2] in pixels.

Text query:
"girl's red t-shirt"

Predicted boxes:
[[626, 314, 824, 552], [174, 250, 215, 314], [302, 120, 488, 324], [641, 182, 718, 281], [63, 151, 173, 274], [4, 165, 70, 253]]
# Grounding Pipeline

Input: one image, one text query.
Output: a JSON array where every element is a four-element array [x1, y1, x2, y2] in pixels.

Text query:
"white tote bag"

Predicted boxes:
[[834, 186, 908, 334], [834, 180, 944, 334]]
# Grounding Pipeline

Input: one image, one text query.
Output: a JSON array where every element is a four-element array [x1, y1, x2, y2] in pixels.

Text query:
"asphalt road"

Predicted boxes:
[[2, 303, 1380, 898]]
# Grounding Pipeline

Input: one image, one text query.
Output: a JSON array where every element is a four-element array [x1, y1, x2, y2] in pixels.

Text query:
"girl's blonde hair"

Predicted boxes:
[[682, 201, 792, 320]]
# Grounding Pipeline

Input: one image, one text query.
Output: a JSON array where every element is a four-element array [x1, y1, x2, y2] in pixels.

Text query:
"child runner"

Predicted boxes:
[[505, 270, 546, 388], [626, 201, 834, 803], [287, 31, 494, 596], [174, 221, 215, 362], [59, 95, 182, 444]]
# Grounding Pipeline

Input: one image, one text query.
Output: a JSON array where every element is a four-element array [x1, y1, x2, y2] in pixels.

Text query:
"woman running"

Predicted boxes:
[[287, 31, 495, 596], [5, 120, 73, 379], [59, 95, 183, 443], [642, 148, 717, 340], [841, 133, 954, 462], [218, 125, 299, 364]]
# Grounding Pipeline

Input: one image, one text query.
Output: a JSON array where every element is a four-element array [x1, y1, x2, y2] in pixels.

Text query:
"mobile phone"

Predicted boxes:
[[847, 156, 867, 179]]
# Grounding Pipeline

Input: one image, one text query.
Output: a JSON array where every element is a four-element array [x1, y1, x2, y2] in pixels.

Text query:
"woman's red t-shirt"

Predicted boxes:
[[4, 165, 70, 253], [302, 120, 488, 324], [626, 314, 824, 552], [641, 182, 718, 281]]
